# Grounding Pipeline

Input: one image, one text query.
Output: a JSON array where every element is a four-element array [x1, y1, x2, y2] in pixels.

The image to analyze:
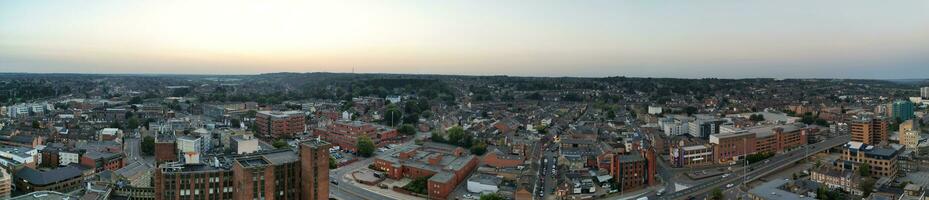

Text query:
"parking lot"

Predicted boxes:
[[330, 148, 357, 166]]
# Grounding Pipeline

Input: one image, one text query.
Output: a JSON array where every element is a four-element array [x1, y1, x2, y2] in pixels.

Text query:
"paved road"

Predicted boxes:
[[661, 135, 850, 200], [330, 135, 420, 200], [122, 131, 156, 186]]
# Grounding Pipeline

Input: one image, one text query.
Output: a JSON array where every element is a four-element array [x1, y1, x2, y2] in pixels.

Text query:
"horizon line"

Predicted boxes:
[[0, 71, 927, 81]]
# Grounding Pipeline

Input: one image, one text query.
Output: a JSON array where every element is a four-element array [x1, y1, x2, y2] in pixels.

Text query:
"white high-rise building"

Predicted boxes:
[[921, 87, 929, 99]]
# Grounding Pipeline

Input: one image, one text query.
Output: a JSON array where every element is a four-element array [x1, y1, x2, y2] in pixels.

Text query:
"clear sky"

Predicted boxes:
[[1, 0, 927, 79]]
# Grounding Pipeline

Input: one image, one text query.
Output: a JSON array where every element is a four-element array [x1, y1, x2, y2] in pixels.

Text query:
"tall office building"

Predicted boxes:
[[850, 117, 889, 145], [892, 100, 915, 121], [154, 140, 330, 200], [921, 87, 929, 99], [300, 139, 332, 200]]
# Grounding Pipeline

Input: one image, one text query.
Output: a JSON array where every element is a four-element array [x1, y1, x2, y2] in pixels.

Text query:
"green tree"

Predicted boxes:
[[861, 178, 876, 197], [244, 110, 258, 119], [110, 120, 122, 129], [230, 118, 241, 128], [801, 112, 815, 124], [329, 156, 338, 169], [710, 188, 724, 200], [479, 193, 506, 200], [527, 92, 543, 100], [383, 105, 403, 127], [31, 120, 41, 129], [684, 106, 698, 116], [445, 126, 473, 147], [129, 96, 143, 104], [357, 135, 376, 157], [127, 117, 140, 130], [141, 136, 155, 156], [431, 132, 446, 143], [859, 163, 871, 176], [402, 175, 432, 194], [273, 139, 289, 149], [749, 114, 765, 122], [398, 124, 416, 136], [470, 142, 488, 156]]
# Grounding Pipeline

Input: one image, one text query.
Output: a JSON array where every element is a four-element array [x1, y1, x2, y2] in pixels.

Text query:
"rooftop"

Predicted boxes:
[[9, 191, 78, 200], [14, 164, 86, 186], [258, 110, 303, 118], [748, 179, 817, 200], [469, 173, 503, 186]]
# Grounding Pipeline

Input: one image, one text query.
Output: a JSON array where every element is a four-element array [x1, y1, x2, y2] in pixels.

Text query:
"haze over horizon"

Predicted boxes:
[[2, 1, 928, 79]]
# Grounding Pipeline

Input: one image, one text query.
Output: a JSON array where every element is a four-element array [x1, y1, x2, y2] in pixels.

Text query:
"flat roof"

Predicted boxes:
[[9, 191, 78, 200], [14, 164, 85, 186], [748, 179, 816, 200]]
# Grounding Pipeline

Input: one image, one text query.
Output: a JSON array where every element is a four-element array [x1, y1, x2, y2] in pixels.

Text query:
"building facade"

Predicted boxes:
[[892, 100, 915, 121], [299, 139, 331, 200], [609, 149, 657, 193], [850, 117, 889, 145], [836, 141, 902, 178], [374, 142, 479, 199], [670, 144, 713, 168], [921, 87, 929, 99], [314, 121, 398, 152], [256, 111, 305, 138], [154, 140, 331, 200], [710, 131, 756, 164], [810, 166, 862, 196], [899, 120, 921, 152]]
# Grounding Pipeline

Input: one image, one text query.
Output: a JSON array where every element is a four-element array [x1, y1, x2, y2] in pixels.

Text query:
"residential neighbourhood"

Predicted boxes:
[[0, 74, 926, 200]]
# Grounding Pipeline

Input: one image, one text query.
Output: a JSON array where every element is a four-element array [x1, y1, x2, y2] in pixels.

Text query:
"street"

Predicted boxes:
[[329, 133, 422, 200], [661, 134, 850, 200]]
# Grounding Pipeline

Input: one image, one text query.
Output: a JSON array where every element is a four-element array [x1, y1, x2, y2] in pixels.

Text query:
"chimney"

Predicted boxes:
[[429, 154, 443, 165]]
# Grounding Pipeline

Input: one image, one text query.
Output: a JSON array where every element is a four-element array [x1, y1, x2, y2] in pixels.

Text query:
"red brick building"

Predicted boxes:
[[374, 142, 478, 199], [154, 164, 234, 200], [752, 125, 808, 154], [314, 121, 399, 152], [0, 135, 43, 148], [300, 139, 331, 200], [79, 150, 125, 173], [256, 111, 305, 138], [711, 124, 809, 164], [609, 149, 657, 192], [155, 135, 178, 164], [710, 131, 756, 164], [154, 140, 331, 200], [231, 152, 302, 200], [481, 150, 524, 169]]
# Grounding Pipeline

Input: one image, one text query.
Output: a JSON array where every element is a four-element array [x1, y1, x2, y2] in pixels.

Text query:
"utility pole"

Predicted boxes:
[[743, 137, 747, 185]]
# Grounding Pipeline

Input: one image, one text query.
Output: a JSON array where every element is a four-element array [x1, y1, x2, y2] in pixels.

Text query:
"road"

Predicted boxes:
[[121, 130, 156, 186], [329, 134, 422, 200], [661, 134, 850, 200], [536, 103, 588, 199]]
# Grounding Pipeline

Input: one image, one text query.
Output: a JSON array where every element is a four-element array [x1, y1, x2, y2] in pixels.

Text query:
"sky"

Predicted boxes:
[[1, 0, 928, 79]]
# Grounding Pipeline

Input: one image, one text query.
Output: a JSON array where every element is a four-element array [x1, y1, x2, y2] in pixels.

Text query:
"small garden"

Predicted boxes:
[[401, 175, 432, 195]]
